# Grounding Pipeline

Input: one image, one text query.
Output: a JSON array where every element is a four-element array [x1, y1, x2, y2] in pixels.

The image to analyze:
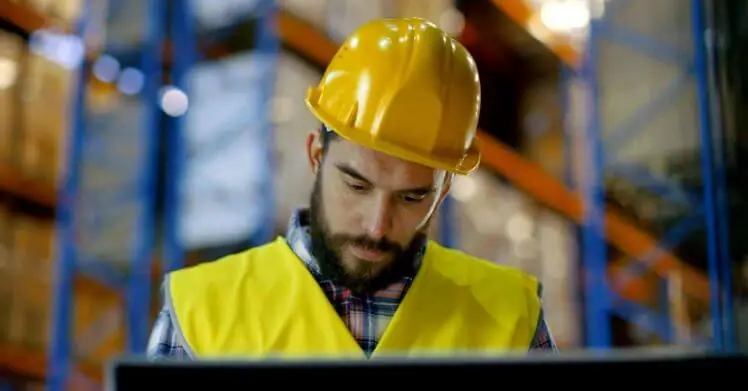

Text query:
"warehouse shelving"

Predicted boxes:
[[490, 0, 580, 67], [0, 343, 98, 383], [486, 0, 734, 349], [0, 0, 62, 212], [571, 0, 736, 349], [0, 0, 175, 388], [44, 0, 167, 388], [0, 165, 56, 209], [0, 0, 59, 33], [45, 0, 282, 389], [0, 0, 738, 388], [0, 0, 112, 386]]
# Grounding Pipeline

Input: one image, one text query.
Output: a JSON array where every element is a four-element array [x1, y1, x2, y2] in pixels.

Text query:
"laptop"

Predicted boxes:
[[107, 348, 747, 390]]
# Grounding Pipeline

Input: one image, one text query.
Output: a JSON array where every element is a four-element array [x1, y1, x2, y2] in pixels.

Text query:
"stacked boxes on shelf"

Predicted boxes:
[[8, 210, 55, 350], [20, 51, 74, 187], [72, 277, 126, 365], [0, 32, 24, 168], [0, 203, 12, 343], [20, 0, 83, 26], [0, 194, 126, 368], [0, 0, 129, 373], [0, 26, 74, 186], [0, 202, 55, 351], [0, 2, 75, 357]]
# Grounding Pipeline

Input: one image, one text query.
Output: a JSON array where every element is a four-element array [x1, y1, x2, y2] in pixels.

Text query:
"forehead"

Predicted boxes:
[[326, 138, 438, 189]]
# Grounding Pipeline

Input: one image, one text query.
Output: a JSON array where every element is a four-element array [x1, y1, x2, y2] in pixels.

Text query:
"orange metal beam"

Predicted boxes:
[[0, 344, 47, 380], [0, 344, 101, 383], [273, 10, 710, 304], [477, 136, 710, 303], [277, 11, 338, 66], [0, 0, 58, 32], [0, 164, 57, 208], [489, 0, 581, 68]]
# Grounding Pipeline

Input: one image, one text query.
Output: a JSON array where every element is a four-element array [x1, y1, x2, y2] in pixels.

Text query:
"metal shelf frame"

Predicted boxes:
[[163, 0, 281, 271], [48, 1, 283, 389], [47, 0, 165, 389], [570, 0, 736, 350], [39, 0, 740, 388]]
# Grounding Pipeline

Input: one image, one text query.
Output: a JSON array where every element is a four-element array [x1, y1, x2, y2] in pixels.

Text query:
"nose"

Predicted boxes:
[[366, 193, 393, 240]]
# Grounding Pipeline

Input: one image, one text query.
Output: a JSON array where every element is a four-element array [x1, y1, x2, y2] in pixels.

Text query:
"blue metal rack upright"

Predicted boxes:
[[251, 0, 282, 247], [570, 0, 736, 350], [164, 0, 281, 273], [47, 1, 165, 390], [439, 196, 457, 249], [45, 0, 288, 388], [163, 0, 195, 274]]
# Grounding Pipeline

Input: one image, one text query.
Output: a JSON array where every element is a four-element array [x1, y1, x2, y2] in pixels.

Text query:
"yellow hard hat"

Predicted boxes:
[[305, 17, 481, 175]]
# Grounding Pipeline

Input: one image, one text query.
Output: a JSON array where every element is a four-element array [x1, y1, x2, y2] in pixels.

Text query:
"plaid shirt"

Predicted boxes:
[[147, 209, 557, 360]]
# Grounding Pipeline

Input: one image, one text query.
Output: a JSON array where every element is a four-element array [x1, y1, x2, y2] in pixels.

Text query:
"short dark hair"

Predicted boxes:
[[320, 124, 339, 153]]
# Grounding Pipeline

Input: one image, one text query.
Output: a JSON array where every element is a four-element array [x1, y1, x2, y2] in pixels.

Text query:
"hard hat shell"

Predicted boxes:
[[305, 17, 481, 175]]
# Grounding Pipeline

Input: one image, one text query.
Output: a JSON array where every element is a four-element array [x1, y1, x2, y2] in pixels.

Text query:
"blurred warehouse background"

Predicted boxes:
[[0, 0, 746, 389]]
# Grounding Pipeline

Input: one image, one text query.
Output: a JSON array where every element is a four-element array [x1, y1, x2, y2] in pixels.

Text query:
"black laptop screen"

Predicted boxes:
[[108, 351, 747, 390]]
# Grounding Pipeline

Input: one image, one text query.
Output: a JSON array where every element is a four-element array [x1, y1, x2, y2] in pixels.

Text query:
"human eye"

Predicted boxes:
[[345, 180, 371, 193], [400, 191, 430, 204]]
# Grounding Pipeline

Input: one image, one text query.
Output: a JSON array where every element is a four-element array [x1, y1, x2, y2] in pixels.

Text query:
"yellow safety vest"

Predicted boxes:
[[167, 237, 541, 359]]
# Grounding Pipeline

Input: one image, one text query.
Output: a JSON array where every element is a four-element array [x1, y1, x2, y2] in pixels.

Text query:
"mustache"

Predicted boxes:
[[332, 234, 403, 254]]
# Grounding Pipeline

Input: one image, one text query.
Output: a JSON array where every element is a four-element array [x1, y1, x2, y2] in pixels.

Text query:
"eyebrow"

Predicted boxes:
[[334, 163, 437, 195]]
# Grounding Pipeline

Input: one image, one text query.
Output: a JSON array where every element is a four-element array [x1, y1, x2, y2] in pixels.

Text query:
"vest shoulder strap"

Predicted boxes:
[[169, 241, 265, 289], [424, 241, 542, 328], [166, 238, 290, 357]]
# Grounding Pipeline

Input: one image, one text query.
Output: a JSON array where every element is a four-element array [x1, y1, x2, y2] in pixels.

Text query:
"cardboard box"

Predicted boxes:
[[5, 214, 28, 346], [0, 32, 23, 166], [49, 0, 83, 25], [20, 53, 72, 185], [3, 212, 55, 349], [23, 0, 52, 14], [520, 79, 566, 181], [21, 217, 54, 349], [0, 204, 12, 343], [22, 381, 46, 391], [0, 207, 128, 355], [72, 283, 127, 364], [103, 0, 147, 47]]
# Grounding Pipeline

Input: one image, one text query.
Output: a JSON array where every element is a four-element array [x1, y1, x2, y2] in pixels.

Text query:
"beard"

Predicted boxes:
[[308, 173, 427, 294]]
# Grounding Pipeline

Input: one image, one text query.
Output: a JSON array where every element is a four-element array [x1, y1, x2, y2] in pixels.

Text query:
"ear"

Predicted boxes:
[[306, 129, 324, 174]]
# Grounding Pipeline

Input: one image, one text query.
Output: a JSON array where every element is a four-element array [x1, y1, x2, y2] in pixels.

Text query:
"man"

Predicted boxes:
[[147, 17, 556, 361]]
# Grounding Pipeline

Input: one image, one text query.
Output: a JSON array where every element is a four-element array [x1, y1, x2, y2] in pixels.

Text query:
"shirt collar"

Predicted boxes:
[[285, 208, 320, 275]]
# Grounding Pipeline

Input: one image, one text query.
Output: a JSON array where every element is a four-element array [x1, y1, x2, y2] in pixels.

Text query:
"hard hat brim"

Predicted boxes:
[[305, 92, 481, 176]]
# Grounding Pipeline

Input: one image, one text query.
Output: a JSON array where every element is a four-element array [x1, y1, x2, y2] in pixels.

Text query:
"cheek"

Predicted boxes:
[[393, 192, 438, 227], [398, 199, 436, 226], [321, 177, 362, 232], [390, 215, 423, 247], [389, 200, 438, 247]]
